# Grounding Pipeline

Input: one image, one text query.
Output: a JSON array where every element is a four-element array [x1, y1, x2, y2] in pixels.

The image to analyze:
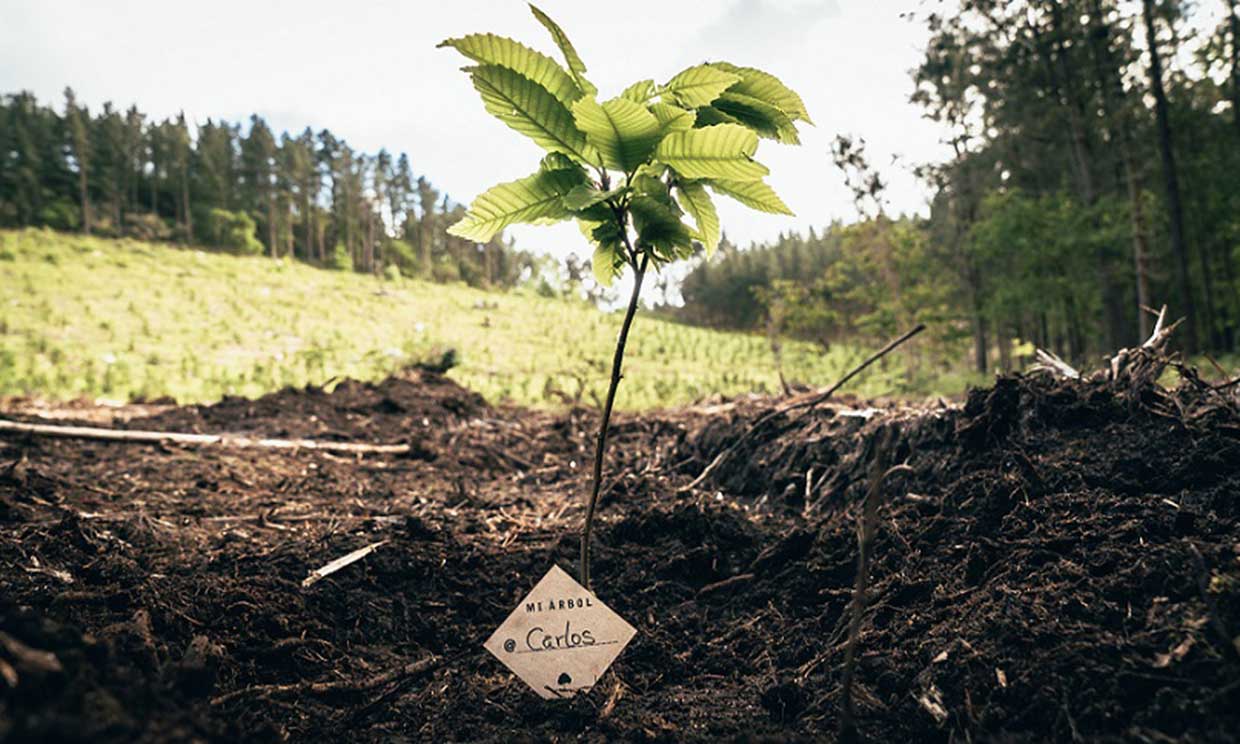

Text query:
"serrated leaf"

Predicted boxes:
[[620, 80, 657, 103], [630, 195, 694, 258], [591, 241, 627, 286], [708, 178, 794, 215], [448, 168, 586, 242], [440, 34, 582, 105], [571, 96, 661, 172], [714, 92, 800, 144], [631, 172, 671, 202], [654, 123, 768, 181], [540, 152, 583, 173], [661, 65, 742, 108], [694, 106, 741, 128], [529, 5, 597, 96], [563, 184, 625, 211], [469, 65, 600, 165], [633, 162, 668, 180], [676, 181, 721, 256], [650, 103, 695, 136], [708, 62, 812, 124]]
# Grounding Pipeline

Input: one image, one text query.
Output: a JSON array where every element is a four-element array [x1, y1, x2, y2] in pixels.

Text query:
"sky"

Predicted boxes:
[[0, 0, 950, 262]]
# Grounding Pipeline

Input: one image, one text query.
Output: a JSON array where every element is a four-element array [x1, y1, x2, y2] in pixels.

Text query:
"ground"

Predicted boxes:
[[1, 364, 1239, 742]]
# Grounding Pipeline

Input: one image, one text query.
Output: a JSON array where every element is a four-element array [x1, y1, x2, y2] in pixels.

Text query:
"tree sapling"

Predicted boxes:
[[441, 5, 810, 588]]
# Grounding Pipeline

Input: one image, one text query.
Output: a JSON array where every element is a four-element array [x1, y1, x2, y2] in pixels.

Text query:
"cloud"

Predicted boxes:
[[697, 0, 840, 59]]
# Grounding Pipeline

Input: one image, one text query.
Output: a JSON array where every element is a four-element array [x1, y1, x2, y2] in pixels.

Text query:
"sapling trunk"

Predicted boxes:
[[439, 5, 812, 589], [581, 253, 649, 590]]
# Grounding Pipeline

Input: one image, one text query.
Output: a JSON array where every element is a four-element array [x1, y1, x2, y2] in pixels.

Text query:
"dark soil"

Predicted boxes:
[[1, 367, 1239, 742]]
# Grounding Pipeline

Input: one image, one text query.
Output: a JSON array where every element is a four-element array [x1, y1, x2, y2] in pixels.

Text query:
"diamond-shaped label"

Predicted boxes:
[[484, 565, 637, 699]]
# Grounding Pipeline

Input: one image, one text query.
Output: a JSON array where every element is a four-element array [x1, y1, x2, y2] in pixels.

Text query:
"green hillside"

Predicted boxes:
[[0, 228, 916, 410]]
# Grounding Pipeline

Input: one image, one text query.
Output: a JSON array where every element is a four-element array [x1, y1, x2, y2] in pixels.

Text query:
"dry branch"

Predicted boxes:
[[0, 419, 411, 455], [209, 653, 443, 706], [302, 540, 388, 588], [679, 324, 925, 493]]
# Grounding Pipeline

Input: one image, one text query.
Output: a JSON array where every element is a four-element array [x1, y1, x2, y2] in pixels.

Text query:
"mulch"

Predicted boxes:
[[1, 362, 1238, 742]]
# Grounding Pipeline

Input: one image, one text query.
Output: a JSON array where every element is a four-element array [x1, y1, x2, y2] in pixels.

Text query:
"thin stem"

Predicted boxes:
[[580, 250, 649, 590]]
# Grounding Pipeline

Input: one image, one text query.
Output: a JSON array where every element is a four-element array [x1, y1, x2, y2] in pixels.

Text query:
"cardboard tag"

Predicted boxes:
[[484, 565, 636, 699]]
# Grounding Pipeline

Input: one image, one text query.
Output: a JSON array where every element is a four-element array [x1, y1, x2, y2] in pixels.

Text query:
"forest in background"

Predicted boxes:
[[678, 0, 1240, 374], [0, 90, 540, 288], [3, 0, 1240, 381]]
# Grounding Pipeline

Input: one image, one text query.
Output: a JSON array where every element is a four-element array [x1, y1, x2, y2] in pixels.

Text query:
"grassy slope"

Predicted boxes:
[[0, 228, 915, 410]]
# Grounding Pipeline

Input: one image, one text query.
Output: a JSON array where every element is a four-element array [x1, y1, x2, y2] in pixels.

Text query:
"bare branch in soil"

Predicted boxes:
[[0, 419, 413, 455], [302, 540, 388, 588], [209, 653, 443, 706], [839, 428, 912, 740], [679, 324, 925, 493]]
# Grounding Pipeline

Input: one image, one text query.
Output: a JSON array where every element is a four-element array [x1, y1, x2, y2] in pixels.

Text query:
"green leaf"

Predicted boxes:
[[529, 5, 597, 96], [563, 184, 625, 211], [469, 65, 600, 164], [676, 181, 721, 256], [578, 217, 628, 285], [571, 96, 661, 172], [693, 106, 741, 128], [661, 64, 742, 108], [631, 171, 671, 200], [650, 103, 695, 135], [439, 34, 582, 105], [708, 178, 794, 215], [591, 241, 627, 286], [714, 92, 801, 144], [654, 123, 768, 181], [448, 168, 586, 242], [620, 80, 657, 103], [630, 195, 693, 258], [540, 152, 583, 173], [708, 62, 812, 124]]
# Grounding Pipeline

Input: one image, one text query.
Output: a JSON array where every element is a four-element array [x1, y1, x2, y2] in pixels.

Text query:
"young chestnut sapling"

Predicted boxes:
[[441, 6, 809, 588]]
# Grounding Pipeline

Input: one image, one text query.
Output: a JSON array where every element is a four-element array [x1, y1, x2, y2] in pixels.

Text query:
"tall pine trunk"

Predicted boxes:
[[1142, 0, 1198, 352], [1087, 0, 1153, 340], [1230, 0, 1240, 135]]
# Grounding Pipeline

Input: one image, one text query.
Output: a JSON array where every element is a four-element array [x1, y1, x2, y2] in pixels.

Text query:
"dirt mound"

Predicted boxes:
[[128, 370, 487, 442], [1, 365, 1238, 741]]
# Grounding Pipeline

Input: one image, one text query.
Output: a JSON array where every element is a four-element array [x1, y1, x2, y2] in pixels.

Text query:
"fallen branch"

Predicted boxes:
[[0, 419, 411, 455], [840, 426, 912, 740], [679, 324, 925, 493], [210, 652, 442, 706], [302, 540, 388, 588]]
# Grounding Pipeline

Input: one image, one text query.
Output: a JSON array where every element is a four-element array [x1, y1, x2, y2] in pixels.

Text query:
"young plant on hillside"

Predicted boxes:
[[441, 6, 809, 588]]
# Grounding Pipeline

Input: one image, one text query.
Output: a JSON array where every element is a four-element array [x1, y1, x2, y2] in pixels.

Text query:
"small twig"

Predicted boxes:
[[0, 419, 411, 456], [302, 540, 388, 588], [680, 324, 925, 493], [841, 428, 912, 740], [210, 652, 443, 706]]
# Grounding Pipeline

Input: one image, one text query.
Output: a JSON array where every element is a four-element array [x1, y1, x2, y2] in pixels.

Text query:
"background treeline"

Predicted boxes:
[[679, 0, 1240, 372], [0, 89, 538, 287]]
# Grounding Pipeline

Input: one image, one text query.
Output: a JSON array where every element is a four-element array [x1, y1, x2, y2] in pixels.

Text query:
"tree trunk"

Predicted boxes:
[[181, 164, 192, 242], [1142, 0, 1198, 352], [1125, 149, 1154, 339], [580, 253, 649, 589], [1087, 0, 1153, 341], [1045, 3, 1128, 353], [971, 273, 988, 374], [267, 188, 277, 258], [78, 164, 91, 235], [1230, 0, 1240, 135], [303, 189, 313, 262]]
